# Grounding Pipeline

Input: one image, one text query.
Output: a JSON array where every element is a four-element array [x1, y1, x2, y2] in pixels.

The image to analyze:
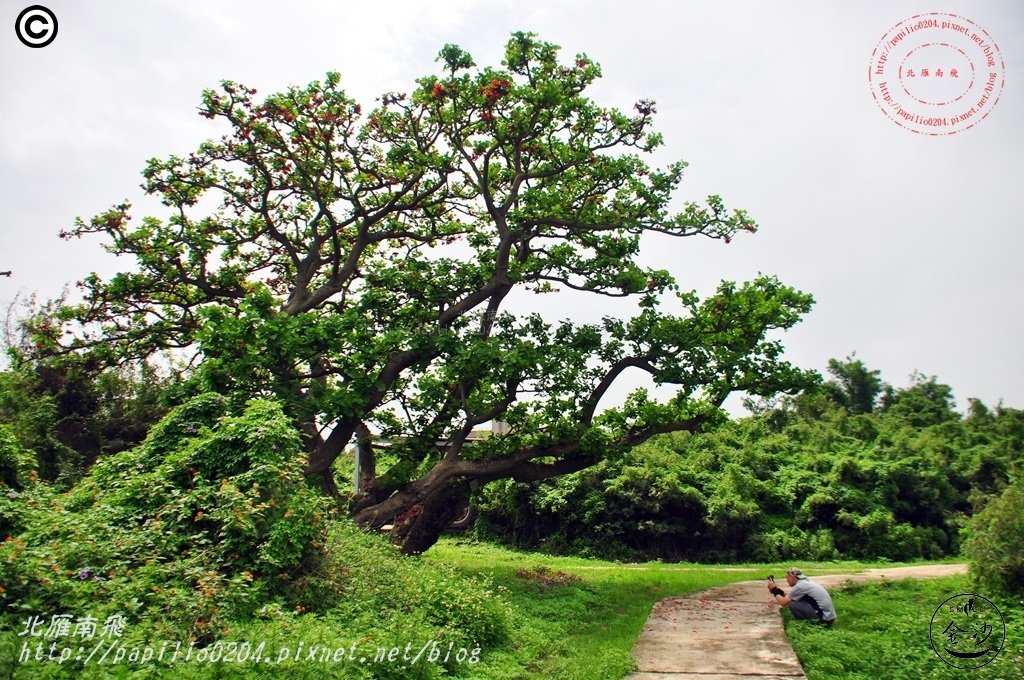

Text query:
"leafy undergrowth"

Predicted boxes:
[[0, 395, 510, 679], [785, 575, 1023, 680], [1, 522, 512, 680]]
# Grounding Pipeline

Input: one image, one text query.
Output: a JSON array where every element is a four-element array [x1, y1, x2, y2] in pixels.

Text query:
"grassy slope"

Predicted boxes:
[[428, 538, 961, 679]]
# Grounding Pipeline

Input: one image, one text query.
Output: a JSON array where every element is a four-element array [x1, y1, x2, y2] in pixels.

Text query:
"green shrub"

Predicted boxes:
[[477, 372, 1023, 563], [314, 520, 511, 647], [966, 479, 1024, 596], [1, 391, 511, 679], [0, 423, 38, 539], [746, 528, 839, 562], [0, 362, 172, 488], [0, 394, 329, 636], [0, 423, 36, 488]]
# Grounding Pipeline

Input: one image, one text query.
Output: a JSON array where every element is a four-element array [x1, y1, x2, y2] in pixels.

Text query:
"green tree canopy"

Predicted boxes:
[[822, 354, 882, 415], [42, 33, 813, 552], [880, 371, 958, 427]]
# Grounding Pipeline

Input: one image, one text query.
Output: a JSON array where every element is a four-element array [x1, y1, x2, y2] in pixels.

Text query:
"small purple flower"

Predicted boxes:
[[6, 492, 17, 500], [79, 568, 91, 580]]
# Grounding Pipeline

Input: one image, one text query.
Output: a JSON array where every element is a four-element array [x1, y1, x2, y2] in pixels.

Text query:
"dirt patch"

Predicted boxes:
[[516, 565, 582, 589]]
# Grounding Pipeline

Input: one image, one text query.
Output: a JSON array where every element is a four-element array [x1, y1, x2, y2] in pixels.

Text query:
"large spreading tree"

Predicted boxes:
[[45, 33, 814, 553]]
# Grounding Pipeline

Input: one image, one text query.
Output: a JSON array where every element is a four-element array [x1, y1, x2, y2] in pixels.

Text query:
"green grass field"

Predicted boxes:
[[785, 575, 1023, 680], [429, 538, 766, 679], [427, 538, 973, 679]]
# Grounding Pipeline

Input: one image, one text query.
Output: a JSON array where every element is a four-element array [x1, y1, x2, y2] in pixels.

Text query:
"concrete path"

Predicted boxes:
[[624, 563, 968, 680]]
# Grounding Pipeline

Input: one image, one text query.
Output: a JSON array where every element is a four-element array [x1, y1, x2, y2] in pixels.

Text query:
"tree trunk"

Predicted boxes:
[[387, 492, 466, 555], [354, 423, 376, 492], [350, 465, 470, 554]]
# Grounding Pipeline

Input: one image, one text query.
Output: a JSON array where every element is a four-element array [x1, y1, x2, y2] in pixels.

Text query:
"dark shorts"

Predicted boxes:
[[789, 599, 833, 625]]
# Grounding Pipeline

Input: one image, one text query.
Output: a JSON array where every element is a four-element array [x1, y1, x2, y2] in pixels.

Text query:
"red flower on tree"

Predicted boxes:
[[481, 78, 511, 104]]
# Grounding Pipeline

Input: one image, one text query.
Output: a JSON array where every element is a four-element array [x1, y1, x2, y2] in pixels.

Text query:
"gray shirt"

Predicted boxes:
[[789, 578, 836, 622]]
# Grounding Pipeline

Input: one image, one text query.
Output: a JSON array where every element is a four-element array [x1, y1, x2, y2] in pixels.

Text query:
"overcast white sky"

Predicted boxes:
[[2, 0, 1022, 413]]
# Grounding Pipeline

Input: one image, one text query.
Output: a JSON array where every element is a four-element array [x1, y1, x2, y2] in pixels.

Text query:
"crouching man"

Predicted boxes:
[[767, 567, 836, 625]]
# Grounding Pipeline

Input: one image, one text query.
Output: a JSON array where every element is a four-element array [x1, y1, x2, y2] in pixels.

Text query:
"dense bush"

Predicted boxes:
[[310, 521, 511, 649], [0, 423, 37, 537], [201, 521, 512, 680], [0, 394, 329, 637], [0, 423, 34, 490], [0, 393, 510, 679], [0, 361, 171, 487], [966, 478, 1024, 596], [476, 365, 1022, 562]]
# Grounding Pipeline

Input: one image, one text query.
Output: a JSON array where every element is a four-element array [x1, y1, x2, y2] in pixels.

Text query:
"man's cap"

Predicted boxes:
[[787, 567, 807, 579]]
